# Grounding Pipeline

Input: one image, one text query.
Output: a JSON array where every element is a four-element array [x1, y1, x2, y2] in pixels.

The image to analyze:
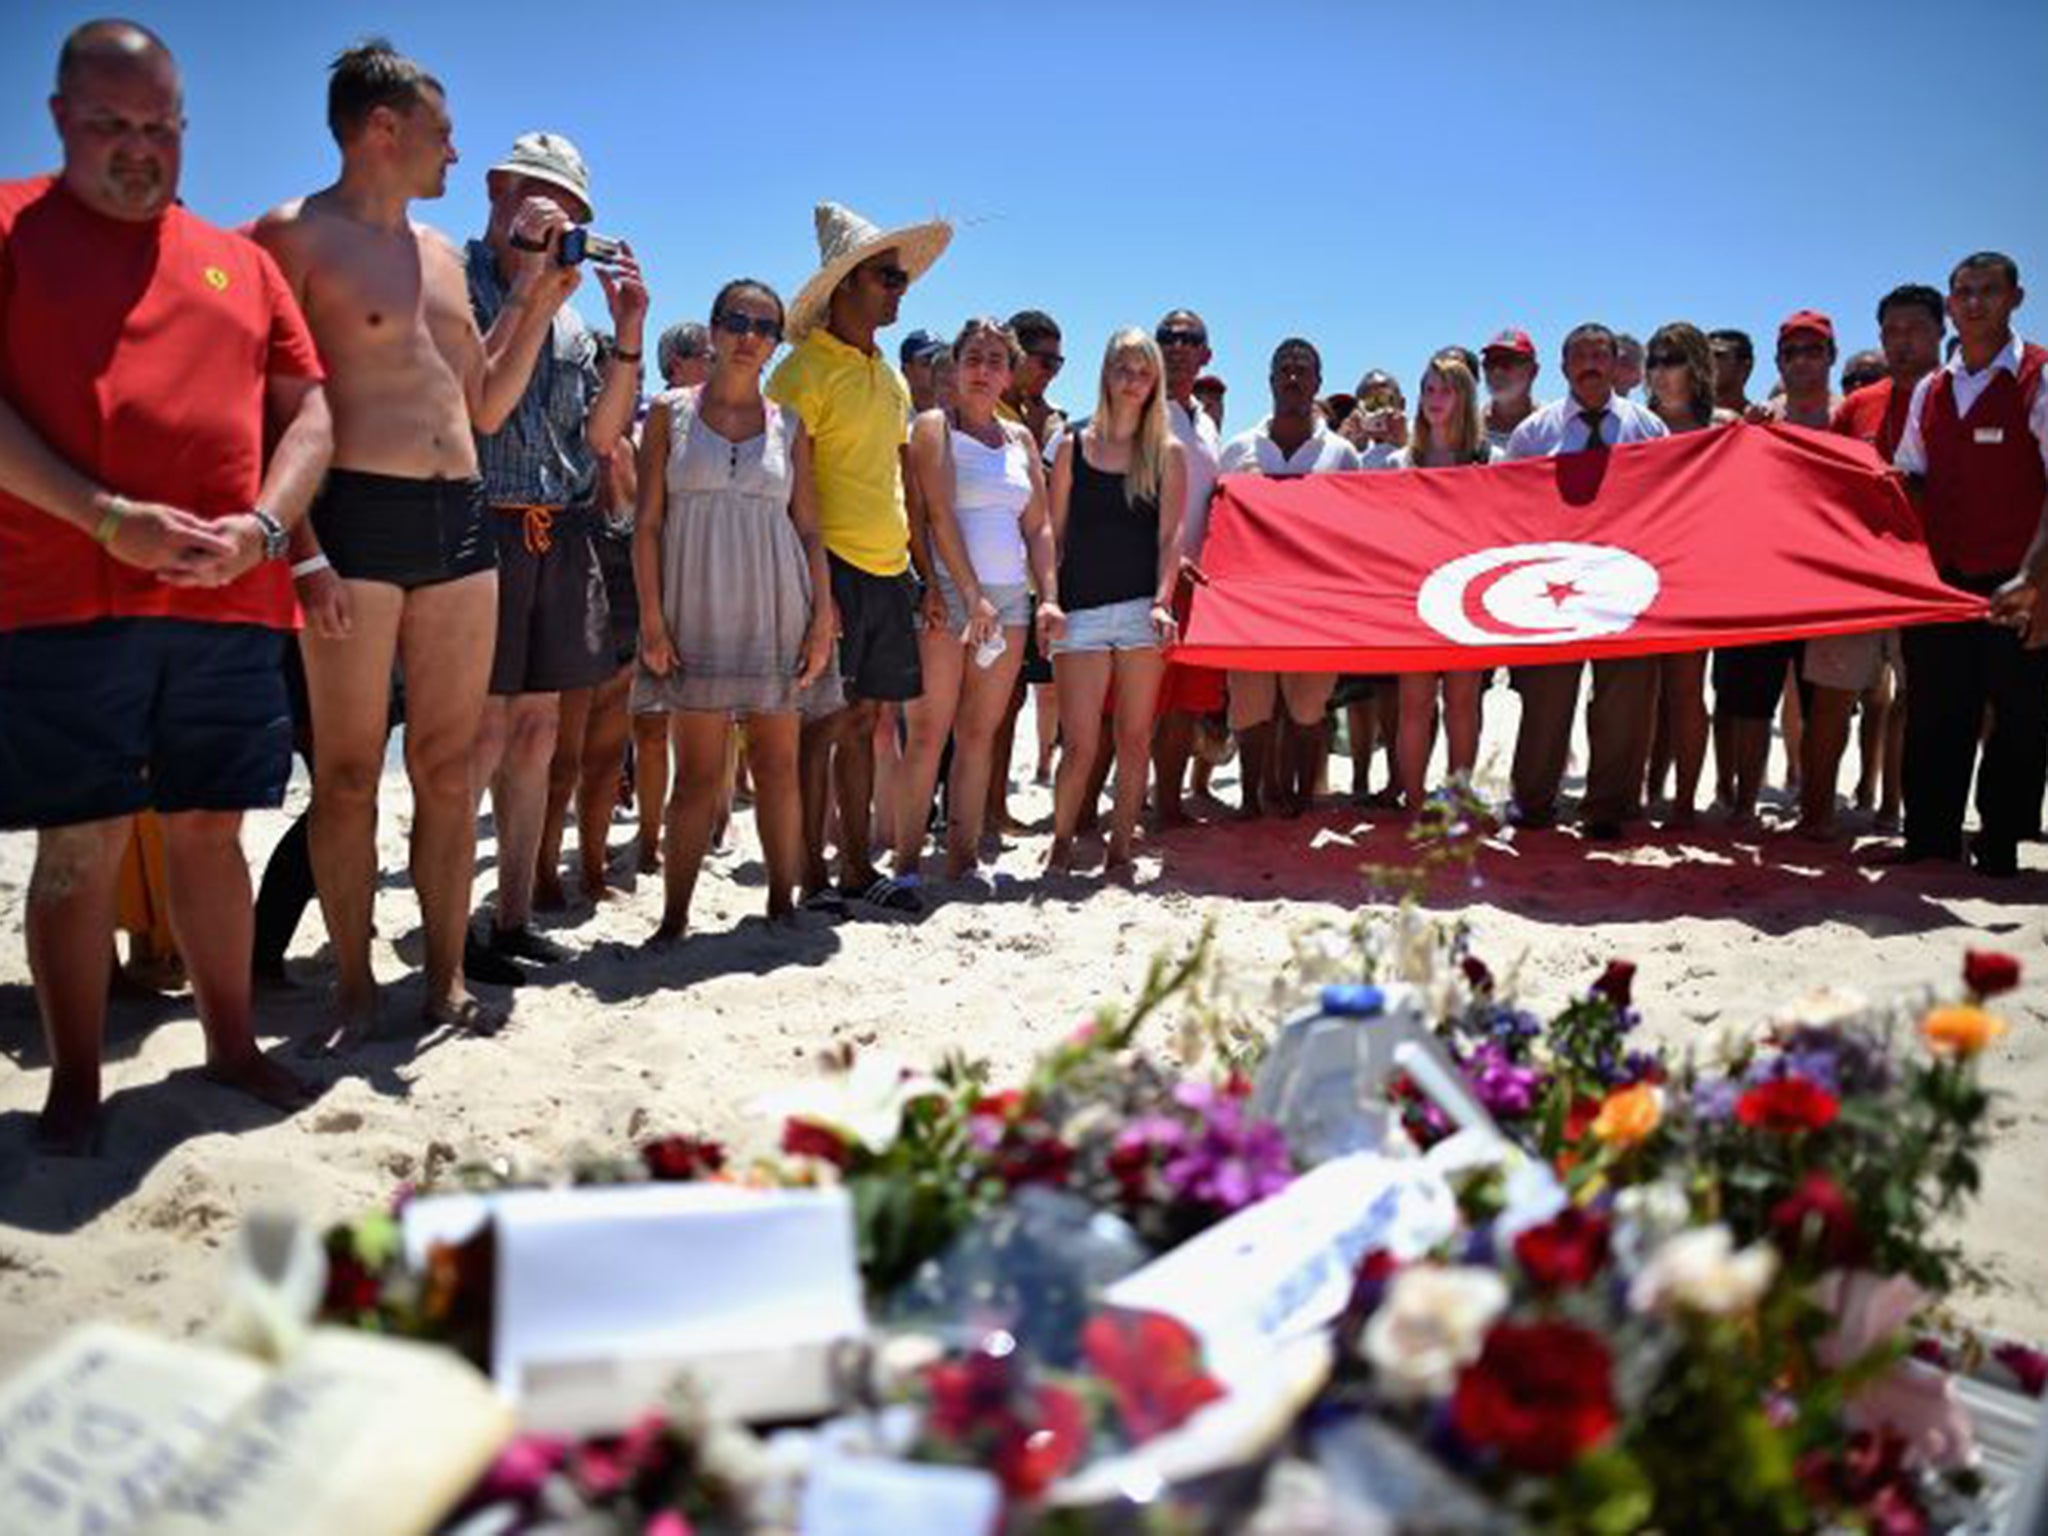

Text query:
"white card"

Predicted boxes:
[[486, 1184, 864, 1427], [798, 1451, 1001, 1536], [1105, 1153, 1454, 1382]]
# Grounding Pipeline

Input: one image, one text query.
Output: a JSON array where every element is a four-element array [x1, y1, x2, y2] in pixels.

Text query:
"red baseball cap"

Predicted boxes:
[[1482, 328, 1536, 360], [1778, 309, 1835, 345]]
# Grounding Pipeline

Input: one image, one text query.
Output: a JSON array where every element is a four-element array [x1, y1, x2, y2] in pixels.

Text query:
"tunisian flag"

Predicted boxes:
[[1176, 422, 1985, 672]]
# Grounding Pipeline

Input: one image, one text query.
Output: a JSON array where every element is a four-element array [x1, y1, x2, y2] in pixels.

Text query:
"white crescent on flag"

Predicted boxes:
[[1415, 541, 1661, 647]]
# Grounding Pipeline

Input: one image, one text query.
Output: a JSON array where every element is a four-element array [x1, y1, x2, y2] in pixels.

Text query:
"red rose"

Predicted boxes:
[[1081, 1309, 1224, 1444], [1513, 1207, 1612, 1291], [1964, 949, 2022, 999], [990, 1384, 1088, 1500], [640, 1134, 727, 1182], [971, 1089, 1026, 1122], [993, 1129, 1074, 1189], [1462, 955, 1495, 992], [321, 1250, 383, 1315], [1995, 1342, 2048, 1399], [1451, 1321, 1618, 1474], [1769, 1172, 1866, 1266], [1591, 959, 1637, 1010], [780, 1117, 855, 1168], [1737, 1076, 1840, 1134]]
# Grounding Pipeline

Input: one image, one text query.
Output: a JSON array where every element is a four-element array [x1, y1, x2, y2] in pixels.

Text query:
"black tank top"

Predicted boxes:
[[1059, 433, 1160, 612]]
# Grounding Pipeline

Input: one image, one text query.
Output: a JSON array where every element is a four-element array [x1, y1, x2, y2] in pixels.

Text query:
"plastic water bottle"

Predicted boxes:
[[1249, 983, 1501, 1168], [971, 626, 1008, 670]]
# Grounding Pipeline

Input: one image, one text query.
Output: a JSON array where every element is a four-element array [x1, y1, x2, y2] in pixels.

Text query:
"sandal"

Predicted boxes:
[[848, 873, 924, 916], [800, 888, 851, 919]]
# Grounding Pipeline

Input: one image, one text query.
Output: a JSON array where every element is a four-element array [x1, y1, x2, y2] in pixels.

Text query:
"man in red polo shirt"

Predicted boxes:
[[1895, 252, 2048, 876], [0, 20, 332, 1150]]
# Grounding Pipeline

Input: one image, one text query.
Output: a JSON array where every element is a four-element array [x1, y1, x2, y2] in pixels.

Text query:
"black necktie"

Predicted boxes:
[[1579, 407, 1608, 452]]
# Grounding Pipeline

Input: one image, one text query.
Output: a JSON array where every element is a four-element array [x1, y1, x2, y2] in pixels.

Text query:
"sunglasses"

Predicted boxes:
[[1027, 349, 1065, 373], [712, 312, 783, 341], [1779, 341, 1829, 360], [1645, 351, 1688, 370], [1156, 328, 1208, 349], [865, 263, 911, 291]]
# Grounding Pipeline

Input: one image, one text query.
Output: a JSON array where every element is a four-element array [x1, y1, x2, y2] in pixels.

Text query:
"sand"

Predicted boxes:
[[2, 686, 2044, 1367]]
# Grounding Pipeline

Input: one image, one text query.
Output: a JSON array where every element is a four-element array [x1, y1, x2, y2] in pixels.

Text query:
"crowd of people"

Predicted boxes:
[[3, 21, 2046, 1152]]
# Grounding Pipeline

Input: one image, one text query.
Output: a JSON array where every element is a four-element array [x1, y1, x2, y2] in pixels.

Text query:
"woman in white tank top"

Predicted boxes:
[[891, 318, 1057, 889]]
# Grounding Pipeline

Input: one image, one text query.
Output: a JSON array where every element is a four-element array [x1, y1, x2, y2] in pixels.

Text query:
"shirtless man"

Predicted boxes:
[[252, 39, 580, 1046]]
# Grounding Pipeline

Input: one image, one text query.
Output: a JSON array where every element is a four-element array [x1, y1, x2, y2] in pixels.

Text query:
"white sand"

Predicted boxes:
[[2, 686, 2044, 1364]]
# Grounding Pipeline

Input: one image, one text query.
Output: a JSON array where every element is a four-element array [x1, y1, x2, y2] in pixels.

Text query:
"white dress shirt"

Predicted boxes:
[[1892, 332, 2048, 478], [1168, 399, 1223, 558], [1504, 393, 1669, 460], [1218, 417, 1364, 477]]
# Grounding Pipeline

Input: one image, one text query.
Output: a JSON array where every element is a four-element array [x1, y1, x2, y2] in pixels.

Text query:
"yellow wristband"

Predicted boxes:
[[93, 499, 128, 547]]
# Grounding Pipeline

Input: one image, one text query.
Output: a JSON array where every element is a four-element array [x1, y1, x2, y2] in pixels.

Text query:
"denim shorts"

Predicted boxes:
[[1052, 596, 1158, 655], [926, 572, 1032, 635]]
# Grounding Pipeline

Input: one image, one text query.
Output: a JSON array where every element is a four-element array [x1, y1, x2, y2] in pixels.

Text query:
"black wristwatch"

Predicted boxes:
[[251, 508, 288, 562]]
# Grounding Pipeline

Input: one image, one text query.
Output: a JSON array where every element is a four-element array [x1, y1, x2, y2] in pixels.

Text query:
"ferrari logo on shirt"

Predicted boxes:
[[202, 265, 230, 291]]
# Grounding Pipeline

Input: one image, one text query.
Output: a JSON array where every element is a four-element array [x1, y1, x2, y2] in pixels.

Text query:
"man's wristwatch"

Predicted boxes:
[[251, 508, 288, 562]]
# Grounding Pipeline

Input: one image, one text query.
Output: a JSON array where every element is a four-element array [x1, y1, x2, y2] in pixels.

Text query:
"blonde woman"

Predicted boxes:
[[1043, 329, 1186, 875], [892, 319, 1057, 891], [1384, 351, 1490, 812]]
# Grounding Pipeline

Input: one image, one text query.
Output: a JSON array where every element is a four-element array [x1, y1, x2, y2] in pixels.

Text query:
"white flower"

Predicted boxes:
[[754, 1054, 941, 1153], [1770, 985, 1870, 1035], [1629, 1224, 1779, 1318], [1360, 1264, 1509, 1400]]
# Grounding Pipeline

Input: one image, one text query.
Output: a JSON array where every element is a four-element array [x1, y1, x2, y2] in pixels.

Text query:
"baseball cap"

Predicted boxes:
[[1482, 328, 1537, 360], [489, 132, 593, 218], [1192, 373, 1227, 396], [898, 329, 946, 368], [1777, 309, 1835, 346]]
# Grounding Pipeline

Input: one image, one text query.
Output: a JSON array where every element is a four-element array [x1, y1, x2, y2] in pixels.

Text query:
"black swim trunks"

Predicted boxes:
[[309, 470, 495, 590]]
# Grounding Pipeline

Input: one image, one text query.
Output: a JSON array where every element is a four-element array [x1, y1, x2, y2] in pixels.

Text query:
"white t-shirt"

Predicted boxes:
[[1218, 418, 1364, 477], [1168, 399, 1223, 558]]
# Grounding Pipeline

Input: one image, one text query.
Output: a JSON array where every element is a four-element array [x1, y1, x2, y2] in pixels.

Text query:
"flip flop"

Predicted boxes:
[[800, 888, 852, 919], [848, 873, 924, 916]]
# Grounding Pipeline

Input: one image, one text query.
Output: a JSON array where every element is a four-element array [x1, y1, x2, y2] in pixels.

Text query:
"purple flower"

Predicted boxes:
[[1467, 1043, 1543, 1118], [1156, 1093, 1293, 1213], [1690, 1077, 1739, 1122]]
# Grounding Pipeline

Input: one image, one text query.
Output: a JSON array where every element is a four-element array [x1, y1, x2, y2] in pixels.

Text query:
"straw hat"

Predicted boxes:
[[787, 201, 951, 343]]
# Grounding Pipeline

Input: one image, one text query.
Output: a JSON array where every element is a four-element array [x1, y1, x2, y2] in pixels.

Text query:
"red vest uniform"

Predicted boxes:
[[1917, 343, 2047, 578]]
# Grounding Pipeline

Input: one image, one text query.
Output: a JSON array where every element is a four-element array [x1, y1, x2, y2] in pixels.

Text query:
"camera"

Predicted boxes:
[[556, 227, 625, 268]]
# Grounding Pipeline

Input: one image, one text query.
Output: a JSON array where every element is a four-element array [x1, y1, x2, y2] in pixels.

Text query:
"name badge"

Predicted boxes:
[[1975, 427, 2006, 444]]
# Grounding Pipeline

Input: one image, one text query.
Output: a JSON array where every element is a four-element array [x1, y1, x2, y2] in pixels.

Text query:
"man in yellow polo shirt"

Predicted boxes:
[[769, 202, 949, 912]]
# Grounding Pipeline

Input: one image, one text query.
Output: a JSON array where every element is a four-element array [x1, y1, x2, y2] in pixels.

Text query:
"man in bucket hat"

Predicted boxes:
[[768, 201, 949, 915], [465, 129, 649, 970]]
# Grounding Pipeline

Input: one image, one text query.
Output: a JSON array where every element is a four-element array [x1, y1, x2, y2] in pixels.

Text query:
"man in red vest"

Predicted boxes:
[[1893, 252, 2048, 876]]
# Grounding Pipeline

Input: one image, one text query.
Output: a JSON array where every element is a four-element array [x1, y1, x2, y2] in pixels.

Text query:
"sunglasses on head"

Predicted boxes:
[[1646, 351, 1688, 370], [865, 263, 911, 291], [1156, 328, 1207, 349], [1028, 349, 1064, 373], [712, 311, 783, 341]]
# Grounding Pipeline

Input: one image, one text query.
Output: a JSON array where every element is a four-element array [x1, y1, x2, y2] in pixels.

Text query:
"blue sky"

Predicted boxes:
[[5, 1, 2044, 429]]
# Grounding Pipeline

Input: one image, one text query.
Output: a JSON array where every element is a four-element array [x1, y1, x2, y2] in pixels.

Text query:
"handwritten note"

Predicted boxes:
[[0, 1326, 510, 1536]]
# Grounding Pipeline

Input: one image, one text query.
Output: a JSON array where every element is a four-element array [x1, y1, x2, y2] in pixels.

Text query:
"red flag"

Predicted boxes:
[[1176, 422, 1985, 672]]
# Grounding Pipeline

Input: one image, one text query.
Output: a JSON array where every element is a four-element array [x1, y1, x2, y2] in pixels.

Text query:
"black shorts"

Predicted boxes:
[[829, 552, 922, 703], [310, 470, 495, 589], [0, 618, 290, 830], [1712, 640, 1801, 721], [490, 506, 614, 696]]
